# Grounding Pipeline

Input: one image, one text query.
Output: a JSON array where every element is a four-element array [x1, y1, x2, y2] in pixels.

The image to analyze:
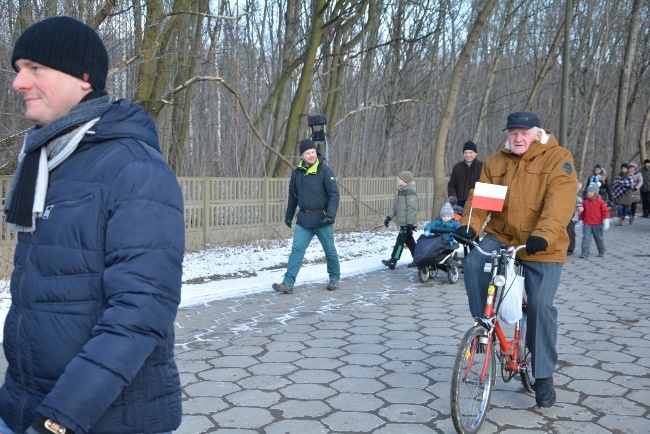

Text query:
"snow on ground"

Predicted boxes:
[[0, 227, 421, 342]]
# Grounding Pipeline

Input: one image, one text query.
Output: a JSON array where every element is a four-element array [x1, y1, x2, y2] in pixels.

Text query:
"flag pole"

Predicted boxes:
[[466, 207, 473, 235]]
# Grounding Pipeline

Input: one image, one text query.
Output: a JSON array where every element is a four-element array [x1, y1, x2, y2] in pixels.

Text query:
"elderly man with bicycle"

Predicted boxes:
[[454, 112, 577, 408]]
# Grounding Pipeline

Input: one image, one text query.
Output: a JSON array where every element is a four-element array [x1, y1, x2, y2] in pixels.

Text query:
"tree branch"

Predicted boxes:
[[163, 76, 294, 169]]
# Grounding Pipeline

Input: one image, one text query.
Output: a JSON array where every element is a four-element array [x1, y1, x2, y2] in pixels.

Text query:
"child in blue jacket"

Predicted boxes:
[[424, 202, 460, 242]]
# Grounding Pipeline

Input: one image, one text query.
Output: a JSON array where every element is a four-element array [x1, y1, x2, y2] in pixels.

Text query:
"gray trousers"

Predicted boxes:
[[581, 224, 605, 256], [463, 234, 562, 378]]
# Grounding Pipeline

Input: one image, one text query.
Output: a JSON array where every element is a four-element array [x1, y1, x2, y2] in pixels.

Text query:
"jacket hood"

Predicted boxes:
[[84, 99, 161, 152], [500, 130, 557, 160]]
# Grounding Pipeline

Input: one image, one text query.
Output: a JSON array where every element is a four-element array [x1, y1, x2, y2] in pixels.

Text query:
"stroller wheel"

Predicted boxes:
[[418, 266, 430, 283], [448, 264, 460, 284], [430, 266, 439, 278]]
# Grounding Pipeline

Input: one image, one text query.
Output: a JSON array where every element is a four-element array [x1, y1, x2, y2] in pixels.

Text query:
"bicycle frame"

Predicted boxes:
[[467, 244, 528, 384]]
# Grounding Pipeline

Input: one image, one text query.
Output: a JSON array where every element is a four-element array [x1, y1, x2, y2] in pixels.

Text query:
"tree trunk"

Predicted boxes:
[[431, 0, 499, 220], [272, 0, 326, 177], [612, 0, 643, 172]]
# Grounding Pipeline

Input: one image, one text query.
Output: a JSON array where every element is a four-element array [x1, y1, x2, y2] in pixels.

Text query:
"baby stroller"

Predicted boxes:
[[409, 229, 461, 284]]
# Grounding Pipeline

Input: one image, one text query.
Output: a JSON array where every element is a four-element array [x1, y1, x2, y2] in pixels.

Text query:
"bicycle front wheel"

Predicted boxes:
[[451, 325, 496, 434]]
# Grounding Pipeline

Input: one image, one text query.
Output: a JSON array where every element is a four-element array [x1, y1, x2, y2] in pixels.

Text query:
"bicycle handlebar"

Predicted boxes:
[[428, 228, 527, 257]]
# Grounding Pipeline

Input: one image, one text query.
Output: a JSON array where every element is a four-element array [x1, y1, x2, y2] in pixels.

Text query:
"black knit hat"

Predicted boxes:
[[12, 16, 108, 90], [299, 139, 316, 155], [463, 140, 478, 153]]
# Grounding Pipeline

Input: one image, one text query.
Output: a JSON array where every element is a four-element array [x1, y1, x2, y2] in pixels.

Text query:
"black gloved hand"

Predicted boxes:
[[526, 235, 548, 255], [453, 226, 477, 244], [384, 216, 392, 227], [407, 224, 415, 231], [285, 219, 292, 229], [322, 216, 335, 225]]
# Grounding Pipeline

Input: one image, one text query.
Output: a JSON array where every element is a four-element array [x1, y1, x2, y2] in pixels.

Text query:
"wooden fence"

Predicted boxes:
[[0, 176, 436, 276]]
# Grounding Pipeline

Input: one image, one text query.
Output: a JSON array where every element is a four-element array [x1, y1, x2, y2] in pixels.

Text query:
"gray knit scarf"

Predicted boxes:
[[4, 94, 112, 231]]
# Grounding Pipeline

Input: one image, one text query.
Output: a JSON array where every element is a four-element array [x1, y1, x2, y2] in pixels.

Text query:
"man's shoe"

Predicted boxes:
[[534, 377, 556, 408], [272, 282, 293, 294], [629, 216, 634, 225], [382, 259, 396, 270], [579, 255, 588, 259], [326, 280, 339, 291], [597, 253, 604, 257], [407, 262, 417, 268]]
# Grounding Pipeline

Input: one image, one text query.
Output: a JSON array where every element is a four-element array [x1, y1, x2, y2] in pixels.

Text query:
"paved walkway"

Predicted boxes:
[[1, 218, 648, 433], [175, 218, 649, 433]]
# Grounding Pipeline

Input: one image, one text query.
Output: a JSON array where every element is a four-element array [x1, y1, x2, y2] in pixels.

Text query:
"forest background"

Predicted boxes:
[[0, 0, 648, 216]]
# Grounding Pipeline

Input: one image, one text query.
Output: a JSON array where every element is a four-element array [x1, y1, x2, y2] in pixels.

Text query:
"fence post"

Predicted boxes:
[[202, 177, 209, 247], [264, 177, 270, 227], [356, 176, 362, 228]]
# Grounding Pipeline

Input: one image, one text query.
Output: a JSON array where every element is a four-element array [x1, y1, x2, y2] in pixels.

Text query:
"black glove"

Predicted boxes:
[[285, 219, 292, 228], [407, 224, 415, 231], [453, 226, 477, 244], [384, 216, 392, 227], [322, 216, 335, 225], [526, 235, 548, 255]]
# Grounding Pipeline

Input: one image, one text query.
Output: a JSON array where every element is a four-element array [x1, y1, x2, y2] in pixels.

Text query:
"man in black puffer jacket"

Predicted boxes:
[[273, 139, 341, 294], [0, 17, 184, 434]]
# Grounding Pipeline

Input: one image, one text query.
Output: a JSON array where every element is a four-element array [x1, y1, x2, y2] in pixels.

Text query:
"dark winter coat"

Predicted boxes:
[[447, 159, 483, 204], [0, 100, 185, 434], [286, 156, 339, 229]]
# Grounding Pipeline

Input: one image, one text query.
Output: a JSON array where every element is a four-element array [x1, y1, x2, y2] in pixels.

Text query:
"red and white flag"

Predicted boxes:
[[471, 182, 508, 211]]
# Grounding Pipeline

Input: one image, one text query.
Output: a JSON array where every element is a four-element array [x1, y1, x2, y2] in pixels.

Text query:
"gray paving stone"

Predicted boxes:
[[264, 419, 329, 433], [236, 374, 291, 390], [377, 387, 432, 404], [326, 392, 384, 411], [279, 383, 337, 400], [212, 407, 274, 429], [322, 411, 385, 432], [378, 403, 436, 423], [287, 368, 341, 384], [271, 399, 332, 418], [175, 415, 216, 434]]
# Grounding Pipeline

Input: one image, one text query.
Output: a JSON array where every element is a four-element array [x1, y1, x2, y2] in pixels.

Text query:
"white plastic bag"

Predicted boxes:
[[603, 218, 610, 230], [498, 256, 524, 324]]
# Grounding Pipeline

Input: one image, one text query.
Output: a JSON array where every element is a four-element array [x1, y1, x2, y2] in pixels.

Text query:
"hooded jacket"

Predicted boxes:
[[388, 182, 418, 226], [286, 154, 339, 229], [579, 195, 610, 225], [0, 99, 184, 433], [461, 131, 576, 262]]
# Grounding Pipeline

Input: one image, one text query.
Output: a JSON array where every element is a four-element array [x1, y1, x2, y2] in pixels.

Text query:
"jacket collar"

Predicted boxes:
[[298, 157, 320, 175]]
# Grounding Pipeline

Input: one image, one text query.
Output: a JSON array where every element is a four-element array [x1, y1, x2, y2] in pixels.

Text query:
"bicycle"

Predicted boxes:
[[449, 236, 534, 434]]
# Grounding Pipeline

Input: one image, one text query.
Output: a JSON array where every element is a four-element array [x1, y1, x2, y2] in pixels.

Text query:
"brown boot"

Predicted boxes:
[[629, 215, 634, 225], [615, 218, 623, 226]]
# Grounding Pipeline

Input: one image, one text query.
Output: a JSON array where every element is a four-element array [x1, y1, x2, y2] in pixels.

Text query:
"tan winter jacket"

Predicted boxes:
[[461, 131, 577, 263]]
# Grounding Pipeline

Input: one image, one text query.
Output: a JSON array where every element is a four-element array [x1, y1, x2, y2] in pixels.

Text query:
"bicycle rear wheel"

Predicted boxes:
[[451, 325, 496, 434], [518, 313, 535, 393]]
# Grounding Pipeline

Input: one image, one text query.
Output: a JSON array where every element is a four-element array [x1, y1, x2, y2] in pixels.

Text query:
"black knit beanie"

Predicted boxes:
[[299, 139, 316, 155], [463, 140, 478, 153], [12, 16, 108, 91]]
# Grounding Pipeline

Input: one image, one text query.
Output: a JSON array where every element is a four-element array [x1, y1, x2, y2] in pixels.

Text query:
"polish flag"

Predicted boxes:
[[471, 182, 508, 211]]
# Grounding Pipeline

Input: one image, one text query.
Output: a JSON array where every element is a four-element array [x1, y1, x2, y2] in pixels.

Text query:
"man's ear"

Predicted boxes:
[[80, 80, 93, 91]]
